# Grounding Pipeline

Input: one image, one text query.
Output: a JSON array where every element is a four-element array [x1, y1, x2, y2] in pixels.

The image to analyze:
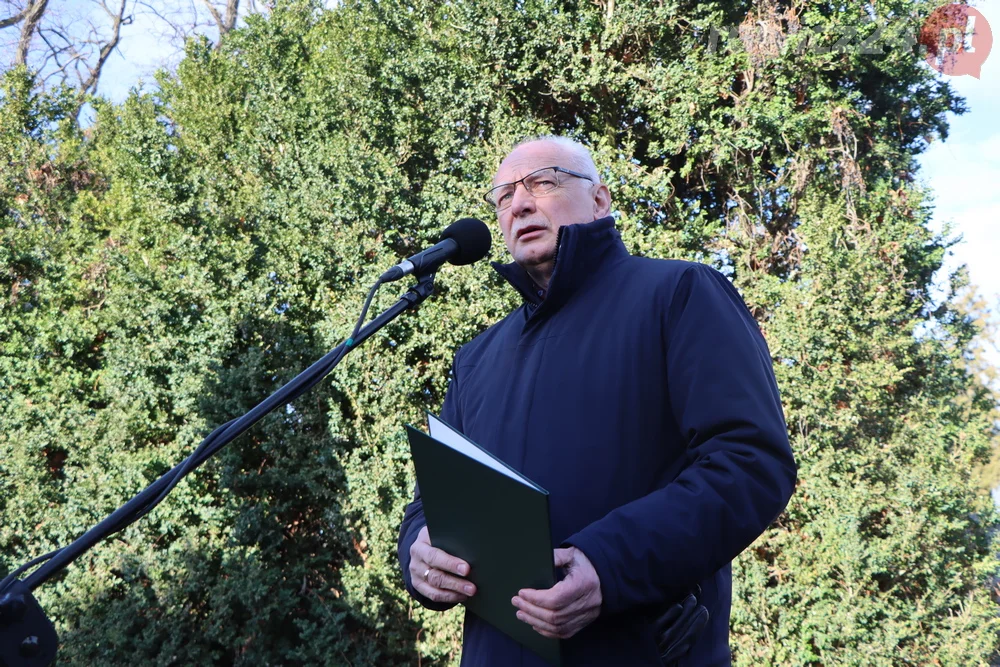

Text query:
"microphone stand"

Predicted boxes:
[[0, 272, 438, 667]]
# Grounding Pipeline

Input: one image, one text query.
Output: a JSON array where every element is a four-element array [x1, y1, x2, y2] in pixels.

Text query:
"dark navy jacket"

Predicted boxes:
[[398, 216, 796, 666]]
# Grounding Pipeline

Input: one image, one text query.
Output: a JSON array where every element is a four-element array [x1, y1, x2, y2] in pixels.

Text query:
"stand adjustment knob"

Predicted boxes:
[[0, 596, 25, 626]]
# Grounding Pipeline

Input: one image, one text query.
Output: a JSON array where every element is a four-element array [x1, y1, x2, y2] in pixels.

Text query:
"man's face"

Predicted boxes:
[[492, 142, 608, 271]]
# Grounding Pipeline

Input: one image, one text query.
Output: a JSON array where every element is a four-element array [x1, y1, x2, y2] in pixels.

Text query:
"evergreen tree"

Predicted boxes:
[[1, 0, 997, 664]]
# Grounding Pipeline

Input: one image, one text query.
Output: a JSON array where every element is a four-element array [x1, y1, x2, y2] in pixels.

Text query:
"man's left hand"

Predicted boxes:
[[512, 546, 602, 639]]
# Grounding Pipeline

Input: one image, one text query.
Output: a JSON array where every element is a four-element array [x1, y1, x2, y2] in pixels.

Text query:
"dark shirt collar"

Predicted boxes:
[[491, 216, 628, 310]]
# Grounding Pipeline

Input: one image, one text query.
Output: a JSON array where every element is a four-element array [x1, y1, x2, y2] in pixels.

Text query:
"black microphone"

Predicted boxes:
[[379, 218, 492, 282]]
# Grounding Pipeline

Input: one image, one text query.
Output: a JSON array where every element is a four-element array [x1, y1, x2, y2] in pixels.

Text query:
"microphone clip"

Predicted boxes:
[[399, 271, 437, 308]]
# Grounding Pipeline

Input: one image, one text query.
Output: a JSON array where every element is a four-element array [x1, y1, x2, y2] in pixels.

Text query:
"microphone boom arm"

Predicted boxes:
[[0, 272, 439, 667]]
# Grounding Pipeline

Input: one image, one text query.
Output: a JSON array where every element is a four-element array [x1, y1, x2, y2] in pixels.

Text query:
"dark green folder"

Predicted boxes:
[[405, 413, 561, 666]]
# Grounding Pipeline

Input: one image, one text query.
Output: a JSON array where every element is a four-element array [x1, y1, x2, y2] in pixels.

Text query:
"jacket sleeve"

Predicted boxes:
[[397, 356, 465, 612], [563, 263, 797, 615]]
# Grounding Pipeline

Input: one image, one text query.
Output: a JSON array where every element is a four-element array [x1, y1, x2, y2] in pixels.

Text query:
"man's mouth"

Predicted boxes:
[[516, 224, 546, 240]]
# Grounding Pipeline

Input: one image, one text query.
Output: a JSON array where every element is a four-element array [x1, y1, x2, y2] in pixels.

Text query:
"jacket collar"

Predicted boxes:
[[490, 215, 628, 310]]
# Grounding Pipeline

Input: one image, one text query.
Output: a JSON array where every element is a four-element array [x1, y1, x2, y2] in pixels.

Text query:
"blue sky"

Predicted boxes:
[[919, 0, 1000, 375]]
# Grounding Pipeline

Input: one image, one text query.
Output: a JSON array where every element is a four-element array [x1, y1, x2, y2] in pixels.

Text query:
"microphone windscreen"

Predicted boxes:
[[441, 218, 492, 265]]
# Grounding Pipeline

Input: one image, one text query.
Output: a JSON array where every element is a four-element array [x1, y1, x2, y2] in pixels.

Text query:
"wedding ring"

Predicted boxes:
[[423, 568, 431, 579]]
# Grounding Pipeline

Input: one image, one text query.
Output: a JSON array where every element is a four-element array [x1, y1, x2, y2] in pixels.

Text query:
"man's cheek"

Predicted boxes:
[[500, 223, 515, 250]]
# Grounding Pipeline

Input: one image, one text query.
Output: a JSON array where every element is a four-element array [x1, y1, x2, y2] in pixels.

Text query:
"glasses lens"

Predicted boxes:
[[485, 168, 563, 211], [524, 168, 558, 196], [489, 184, 515, 209]]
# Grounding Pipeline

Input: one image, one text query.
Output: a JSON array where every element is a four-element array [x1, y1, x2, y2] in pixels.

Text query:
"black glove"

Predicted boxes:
[[653, 585, 710, 666]]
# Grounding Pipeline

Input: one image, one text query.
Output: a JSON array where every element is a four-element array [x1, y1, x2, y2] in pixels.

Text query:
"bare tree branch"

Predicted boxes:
[[0, 3, 30, 30], [137, 0, 243, 57], [221, 0, 237, 35], [137, 0, 197, 44], [200, 0, 222, 29], [37, 26, 79, 70], [15, 0, 47, 65], [38, 23, 88, 86], [6, 0, 267, 118], [200, 0, 238, 40], [79, 0, 127, 97]]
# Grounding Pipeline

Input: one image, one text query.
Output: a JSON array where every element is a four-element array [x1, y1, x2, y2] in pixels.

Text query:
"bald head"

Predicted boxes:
[[495, 135, 602, 186]]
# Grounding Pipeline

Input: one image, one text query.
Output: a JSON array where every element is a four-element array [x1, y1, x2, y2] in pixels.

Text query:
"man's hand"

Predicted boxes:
[[409, 525, 477, 604], [512, 546, 602, 639]]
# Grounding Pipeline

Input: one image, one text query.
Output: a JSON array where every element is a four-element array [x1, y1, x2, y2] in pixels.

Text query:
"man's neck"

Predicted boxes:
[[523, 261, 554, 294]]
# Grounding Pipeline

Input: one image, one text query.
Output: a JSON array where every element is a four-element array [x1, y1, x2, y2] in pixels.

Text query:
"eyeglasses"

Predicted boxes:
[[483, 166, 594, 211]]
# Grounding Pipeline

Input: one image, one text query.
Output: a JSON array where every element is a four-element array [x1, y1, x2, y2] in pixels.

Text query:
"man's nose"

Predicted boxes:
[[510, 182, 535, 217]]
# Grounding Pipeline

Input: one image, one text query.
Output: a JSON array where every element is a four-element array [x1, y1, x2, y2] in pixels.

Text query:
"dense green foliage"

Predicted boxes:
[[2, 0, 998, 664]]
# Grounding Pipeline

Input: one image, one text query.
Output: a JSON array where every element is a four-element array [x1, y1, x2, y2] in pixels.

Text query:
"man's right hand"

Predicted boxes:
[[409, 525, 477, 604]]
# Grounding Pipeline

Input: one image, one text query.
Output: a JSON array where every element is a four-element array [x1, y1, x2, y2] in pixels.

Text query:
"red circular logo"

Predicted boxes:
[[920, 4, 993, 78]]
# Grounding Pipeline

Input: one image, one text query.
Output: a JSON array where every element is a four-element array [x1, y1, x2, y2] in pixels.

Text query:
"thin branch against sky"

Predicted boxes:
[[0, 0, 266, 97]]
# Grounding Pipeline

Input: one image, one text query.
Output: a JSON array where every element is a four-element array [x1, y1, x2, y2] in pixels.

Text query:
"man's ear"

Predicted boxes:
[[592, 183, 611, 218]]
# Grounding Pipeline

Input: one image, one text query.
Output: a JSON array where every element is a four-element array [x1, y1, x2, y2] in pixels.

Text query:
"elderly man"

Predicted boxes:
[[397, 136, 796, 666]]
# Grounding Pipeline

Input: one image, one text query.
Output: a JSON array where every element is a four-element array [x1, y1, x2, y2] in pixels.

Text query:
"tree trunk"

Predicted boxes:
[[15, 0, 48, 65]]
